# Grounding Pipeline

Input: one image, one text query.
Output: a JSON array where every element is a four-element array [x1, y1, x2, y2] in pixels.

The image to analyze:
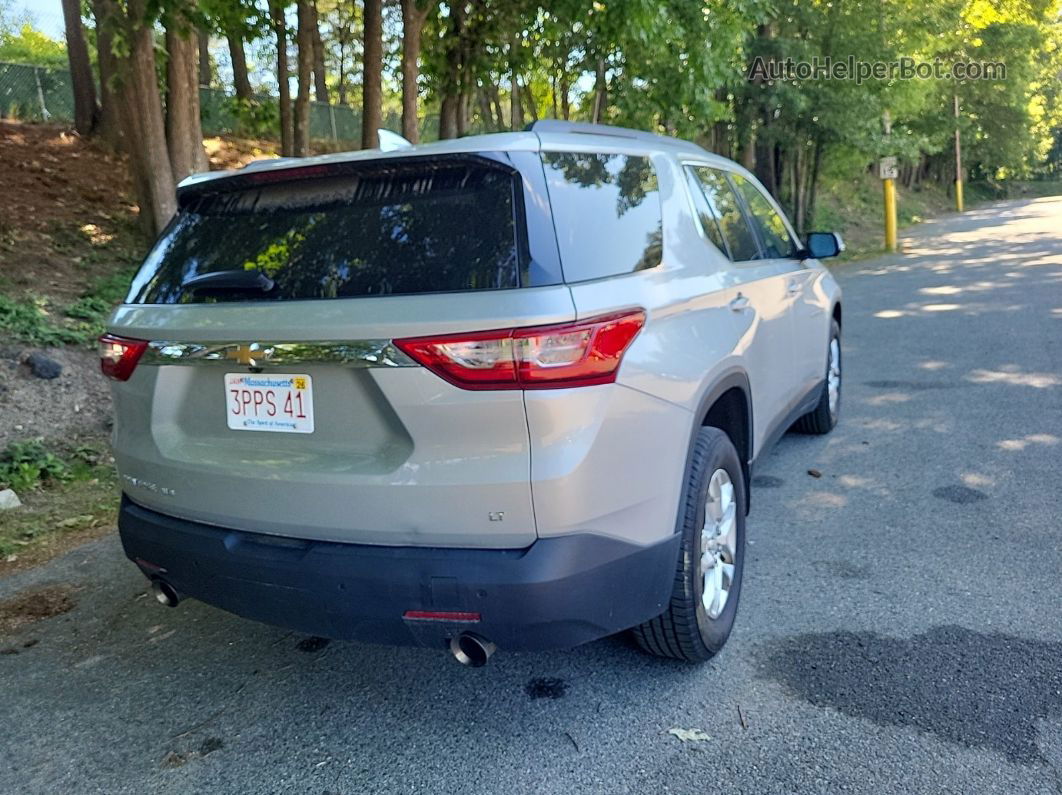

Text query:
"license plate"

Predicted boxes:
[[225, 373, 314, 433]]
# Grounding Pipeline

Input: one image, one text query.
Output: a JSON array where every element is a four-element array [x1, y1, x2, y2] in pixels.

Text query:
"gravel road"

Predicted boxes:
[[2, 196, 1060, 794]]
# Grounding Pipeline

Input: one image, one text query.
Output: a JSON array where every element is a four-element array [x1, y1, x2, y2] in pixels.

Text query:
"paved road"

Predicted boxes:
[[2, 197, 1061, 794]]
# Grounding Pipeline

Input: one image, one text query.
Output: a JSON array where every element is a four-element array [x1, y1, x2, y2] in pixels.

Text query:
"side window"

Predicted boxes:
[[684, 168, 730, 258], [731, 174, 800, 259], [541, 152, 662, 281], [691, 167, 760, 262]]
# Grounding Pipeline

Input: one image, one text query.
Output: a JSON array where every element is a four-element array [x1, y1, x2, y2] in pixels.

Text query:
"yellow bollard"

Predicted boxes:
[[955, 178, 964, 213], [883, 177, 897, 253]]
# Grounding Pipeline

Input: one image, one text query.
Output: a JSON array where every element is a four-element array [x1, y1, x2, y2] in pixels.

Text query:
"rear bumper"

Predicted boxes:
[[118, 496, 681, 652]]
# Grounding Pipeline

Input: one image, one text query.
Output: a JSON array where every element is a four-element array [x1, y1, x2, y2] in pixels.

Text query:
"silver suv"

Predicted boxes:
[[101, 121, 842, 665]]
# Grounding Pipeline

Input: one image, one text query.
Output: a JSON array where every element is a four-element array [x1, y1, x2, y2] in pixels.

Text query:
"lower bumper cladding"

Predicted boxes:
[[118, 496, 680, 652]]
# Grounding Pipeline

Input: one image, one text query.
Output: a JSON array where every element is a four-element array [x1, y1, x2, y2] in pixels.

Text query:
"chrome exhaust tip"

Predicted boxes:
[[450, 633, 496, 667], [151, 579, 180, 607]]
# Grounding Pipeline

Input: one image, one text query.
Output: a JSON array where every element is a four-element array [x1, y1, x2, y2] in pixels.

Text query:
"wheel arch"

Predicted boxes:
[[687, 369, 754, 517]]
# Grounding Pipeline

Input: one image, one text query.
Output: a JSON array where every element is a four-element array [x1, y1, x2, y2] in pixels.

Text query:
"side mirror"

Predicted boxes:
[[803, 231, 845, 260]]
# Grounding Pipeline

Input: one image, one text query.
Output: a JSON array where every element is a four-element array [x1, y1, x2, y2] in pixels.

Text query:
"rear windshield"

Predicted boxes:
[[127, 159, 528, 304]]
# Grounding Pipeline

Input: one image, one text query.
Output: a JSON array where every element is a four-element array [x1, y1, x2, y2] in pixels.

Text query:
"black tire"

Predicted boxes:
[[793, 319, 841, 435], [632, 427, 746, 662]]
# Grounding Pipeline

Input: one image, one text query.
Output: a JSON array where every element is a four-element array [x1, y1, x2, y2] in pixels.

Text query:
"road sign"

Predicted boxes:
[[879, 156, 898, 180]]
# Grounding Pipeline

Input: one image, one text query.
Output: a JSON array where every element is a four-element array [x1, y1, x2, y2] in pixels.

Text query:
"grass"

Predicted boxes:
[[0, 294, 87, 345], [0, 439, 119, 562], [0, 266, 137, 347]]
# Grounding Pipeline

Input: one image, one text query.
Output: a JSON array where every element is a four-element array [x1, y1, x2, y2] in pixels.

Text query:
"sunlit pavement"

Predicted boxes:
[[2, 197, 1061, 794]]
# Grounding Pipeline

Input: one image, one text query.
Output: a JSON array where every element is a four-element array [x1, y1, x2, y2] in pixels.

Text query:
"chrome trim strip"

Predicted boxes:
[[142, 340, 417, 368]]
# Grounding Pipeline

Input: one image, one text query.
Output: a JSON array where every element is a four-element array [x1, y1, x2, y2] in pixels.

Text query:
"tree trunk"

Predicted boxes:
[[438, 94, 458, 140], [270, 1, 294, 156], [294, 0, 313, 156], [522, 79, 537, 122], [309, 0, 329, 103], [60, 0, 98, 135], [510, 35, 522, 130], [711, 87, 732, 158], [91, 0, 122, 149], [477, 89, 493, 131], [197, 29, 211, 86], [361, 0, 383, 149], [804, 138, 824, 232], [789, 147, 803, 234], [400, 0, 430, 143], [117, 0, 176, 236], [754, 113, 776, 195], [591, 57, 606, 123], [337, 39, 348, 106], [165, 18, 208, 181], [739, 119, 755, 169], [487, 84, 505, 129], [560, 75, 570, 120], [227, 33, 253, 101], [456, 88, 469, 136], [436, 3, 463, 140]]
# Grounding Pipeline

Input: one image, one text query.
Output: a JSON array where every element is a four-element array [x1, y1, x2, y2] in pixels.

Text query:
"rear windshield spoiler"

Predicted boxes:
[[176, 153, 518, 209]]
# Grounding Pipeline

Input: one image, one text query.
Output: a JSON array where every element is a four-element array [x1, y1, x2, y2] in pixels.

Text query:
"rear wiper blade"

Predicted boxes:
[[181, 269, 275, 296]]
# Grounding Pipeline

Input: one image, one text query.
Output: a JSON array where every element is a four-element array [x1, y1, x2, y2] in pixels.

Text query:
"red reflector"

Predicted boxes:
[[242, 163, 335, 185], [394, 309, 646, 390], [98, 333, 148, 381], [134, 557, 167, 574], [403, 610, 481, 623]]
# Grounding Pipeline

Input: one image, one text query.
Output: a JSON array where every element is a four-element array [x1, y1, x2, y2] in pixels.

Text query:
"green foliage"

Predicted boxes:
[[64, 295, 111, 321], [0, 440, 72, 492], [0, 22, 67, 68], [59, 267, 135, 341], [0, 296, 85, 346], [227, 96, 281, 138], [0, 265, 134, 347], [0, 440, 118, 558]]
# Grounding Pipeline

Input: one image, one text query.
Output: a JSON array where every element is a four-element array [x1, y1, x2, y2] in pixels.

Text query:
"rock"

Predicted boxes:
[[0, 489, 22, 510], [25, 352, 62, 380]]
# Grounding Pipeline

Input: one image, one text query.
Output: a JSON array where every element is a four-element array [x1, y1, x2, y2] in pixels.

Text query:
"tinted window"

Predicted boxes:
[[690, 167, 759, 261], [732, 174, 799, 259], [541, 152, 662, 281], [684, 168, 729, 257], [127, 161, 527, 304]]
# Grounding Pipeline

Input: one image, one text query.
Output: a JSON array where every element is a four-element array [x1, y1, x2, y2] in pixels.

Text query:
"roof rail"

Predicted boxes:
[[528, 120, 705, 153]]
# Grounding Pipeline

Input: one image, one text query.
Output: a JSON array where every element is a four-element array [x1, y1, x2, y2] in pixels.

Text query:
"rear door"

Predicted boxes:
[[107, 153, 573, 548], [686, 165, 796, 456], [730, 173, 826, 401]]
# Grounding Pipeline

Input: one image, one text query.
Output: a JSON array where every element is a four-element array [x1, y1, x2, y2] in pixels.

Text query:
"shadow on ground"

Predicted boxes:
[[760, 625, 1062, 764]]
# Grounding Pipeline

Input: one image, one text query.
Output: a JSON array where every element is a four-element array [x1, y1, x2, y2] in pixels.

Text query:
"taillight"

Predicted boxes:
[[98, 334, 148, 381], [394, 309, 646, 390]]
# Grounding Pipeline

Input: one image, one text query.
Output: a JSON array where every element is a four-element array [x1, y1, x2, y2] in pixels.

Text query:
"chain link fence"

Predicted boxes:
[[0, 61, 75, 123], [1, 60, 456, 145]]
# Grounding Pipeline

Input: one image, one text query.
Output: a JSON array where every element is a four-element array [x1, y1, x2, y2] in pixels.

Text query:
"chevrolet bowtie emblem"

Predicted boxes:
[[224, 344, 271, 367]]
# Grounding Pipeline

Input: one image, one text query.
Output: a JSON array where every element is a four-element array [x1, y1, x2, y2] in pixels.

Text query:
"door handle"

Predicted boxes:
[[729, 293, 750, 312], [787, 279, 801, 295]]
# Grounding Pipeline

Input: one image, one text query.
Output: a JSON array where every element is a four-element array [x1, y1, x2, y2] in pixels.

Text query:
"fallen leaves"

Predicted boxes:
[[668, 728, 711, 743], [161, 737, 224, 769]]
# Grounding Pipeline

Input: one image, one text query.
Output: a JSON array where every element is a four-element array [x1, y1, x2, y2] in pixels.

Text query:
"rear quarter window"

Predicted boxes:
[[541, 152, 662, 282], [127, 159, 529, 304]]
